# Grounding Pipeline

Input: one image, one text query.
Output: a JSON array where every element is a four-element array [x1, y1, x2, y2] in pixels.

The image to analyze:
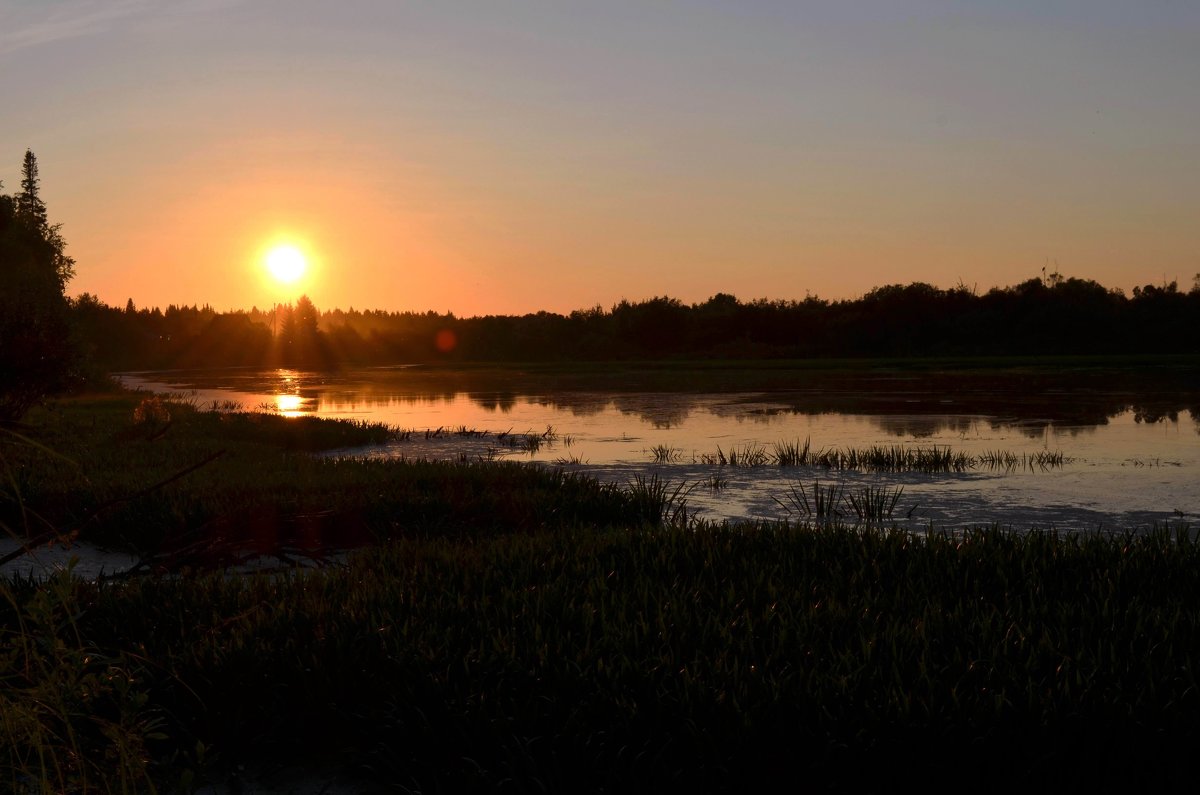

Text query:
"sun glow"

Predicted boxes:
[[274, 393, 305, 416], [265, 244, 308, 284]]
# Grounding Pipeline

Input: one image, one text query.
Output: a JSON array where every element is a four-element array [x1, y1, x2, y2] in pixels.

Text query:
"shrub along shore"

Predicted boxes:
[[3, 393, 1199, 792]]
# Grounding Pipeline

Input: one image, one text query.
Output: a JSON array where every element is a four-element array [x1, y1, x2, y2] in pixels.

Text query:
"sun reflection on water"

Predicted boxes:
[[275, 393, 305, 416]]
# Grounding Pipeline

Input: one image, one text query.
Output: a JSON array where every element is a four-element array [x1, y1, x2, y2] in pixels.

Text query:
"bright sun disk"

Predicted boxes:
[[266, 245, 307, 284]]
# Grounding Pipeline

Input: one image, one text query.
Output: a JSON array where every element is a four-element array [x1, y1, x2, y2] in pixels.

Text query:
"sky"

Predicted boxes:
[[1, 0, 1197, 316]]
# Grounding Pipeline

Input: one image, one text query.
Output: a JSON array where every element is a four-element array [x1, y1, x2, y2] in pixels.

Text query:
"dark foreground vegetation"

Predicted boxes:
[[3, 394, 1200, 792], [1, 394, 661, 562], [5, 523, 1200, 792]]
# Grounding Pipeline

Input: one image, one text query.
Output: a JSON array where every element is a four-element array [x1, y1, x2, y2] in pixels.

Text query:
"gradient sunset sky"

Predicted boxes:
[[2, 1, 1196, 316]]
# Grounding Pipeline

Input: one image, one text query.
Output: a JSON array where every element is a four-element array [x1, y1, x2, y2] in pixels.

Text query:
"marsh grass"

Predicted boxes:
[[979, 449, 1069, 471], [771, 437, 811, 467], [1, 395, 648, 559], [804, 443, 972, 472], [647, 444, 681, 463], [553, 453, 588, 466], [5, 523, 1200, 791], [704, 436, 1065, 473], [628, 475, 696, 525], [489, 426, 559, 454], [844, 484, 905, 520], [4, 392, 1197, 790], [773, 480, 906, 522], [700, 443, 771, 467], [1, 565, 165, 793], [702, 472, 730, 491], [773, 480, 843, 519]]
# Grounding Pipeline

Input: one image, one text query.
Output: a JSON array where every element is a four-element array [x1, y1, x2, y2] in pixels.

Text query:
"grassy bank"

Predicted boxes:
[[4, 524, 1200, 791], [2, 393, 658, 559], [3, 392, 1199, 791]]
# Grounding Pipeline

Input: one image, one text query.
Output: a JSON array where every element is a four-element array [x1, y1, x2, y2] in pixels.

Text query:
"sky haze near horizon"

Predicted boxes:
[[1, 0, 1197, 315]]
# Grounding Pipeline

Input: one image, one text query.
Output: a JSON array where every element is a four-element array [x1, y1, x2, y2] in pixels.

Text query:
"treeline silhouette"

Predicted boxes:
[[75, 275, 1199, 371], [4, 150, 1198, 389]]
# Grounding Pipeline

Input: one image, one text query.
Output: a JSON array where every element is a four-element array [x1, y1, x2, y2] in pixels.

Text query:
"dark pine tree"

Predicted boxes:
[[16, 149, 48, 230], [0, 151, 79, 421]]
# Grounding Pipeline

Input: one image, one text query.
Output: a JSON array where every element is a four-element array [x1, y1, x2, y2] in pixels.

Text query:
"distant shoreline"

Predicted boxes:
[[72, 278, 1200, 372]]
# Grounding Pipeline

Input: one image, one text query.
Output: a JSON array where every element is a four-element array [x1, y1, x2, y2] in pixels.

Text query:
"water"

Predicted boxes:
[[114, 365, 1200, 532]]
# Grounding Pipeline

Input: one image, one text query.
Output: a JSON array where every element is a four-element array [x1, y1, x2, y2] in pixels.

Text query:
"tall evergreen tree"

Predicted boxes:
[[16, 149, 48, 230], [294, 294, 320, 339], [0, 151, 78, 421]]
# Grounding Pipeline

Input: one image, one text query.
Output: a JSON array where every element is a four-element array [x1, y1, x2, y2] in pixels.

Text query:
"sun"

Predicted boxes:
[[265, 244, 307, 284]]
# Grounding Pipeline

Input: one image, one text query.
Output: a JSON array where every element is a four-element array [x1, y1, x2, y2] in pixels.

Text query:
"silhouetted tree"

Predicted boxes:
[[294, 294, 319, 339], [16, 150, 48, 230], [288, 294, 328, 366], [277, 303, 296, 345], [0, 152, 79, 421]]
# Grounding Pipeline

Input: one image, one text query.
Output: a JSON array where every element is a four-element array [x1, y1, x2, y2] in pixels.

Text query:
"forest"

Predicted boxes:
[[73, 273, 1200, 371]]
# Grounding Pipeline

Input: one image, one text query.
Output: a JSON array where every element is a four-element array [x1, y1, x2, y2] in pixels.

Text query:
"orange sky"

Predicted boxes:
[[2, 2, 1197, 316]]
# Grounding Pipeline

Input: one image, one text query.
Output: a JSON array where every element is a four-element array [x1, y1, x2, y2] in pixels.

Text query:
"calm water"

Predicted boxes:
[[117, 365, 1200, 532]]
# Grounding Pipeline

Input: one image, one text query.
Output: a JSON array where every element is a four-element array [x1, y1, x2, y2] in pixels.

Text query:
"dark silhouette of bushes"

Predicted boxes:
[[71, 279, 1200, 371]]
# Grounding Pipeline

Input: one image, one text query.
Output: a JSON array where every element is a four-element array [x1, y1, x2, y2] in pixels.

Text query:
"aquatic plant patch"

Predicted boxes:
[[699, 437, 1066, 473]]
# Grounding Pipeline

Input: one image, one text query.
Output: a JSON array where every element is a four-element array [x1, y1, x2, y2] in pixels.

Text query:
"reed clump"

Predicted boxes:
[[699, 443, 771, 467], [490, 426, 558, 454], [628, 474, 695, 525], [702, 472, 730, 491], [773, 480, 844, 518], [844, 484, 905, 520], [703, 436, 1067, 473], [773, 480, 906, 521], [647, 444, 681, 463], [979, 449, 1068, 471]]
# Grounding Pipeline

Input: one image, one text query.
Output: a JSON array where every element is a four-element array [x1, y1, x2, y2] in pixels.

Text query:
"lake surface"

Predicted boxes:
[[115, 363, 1200, 534]]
